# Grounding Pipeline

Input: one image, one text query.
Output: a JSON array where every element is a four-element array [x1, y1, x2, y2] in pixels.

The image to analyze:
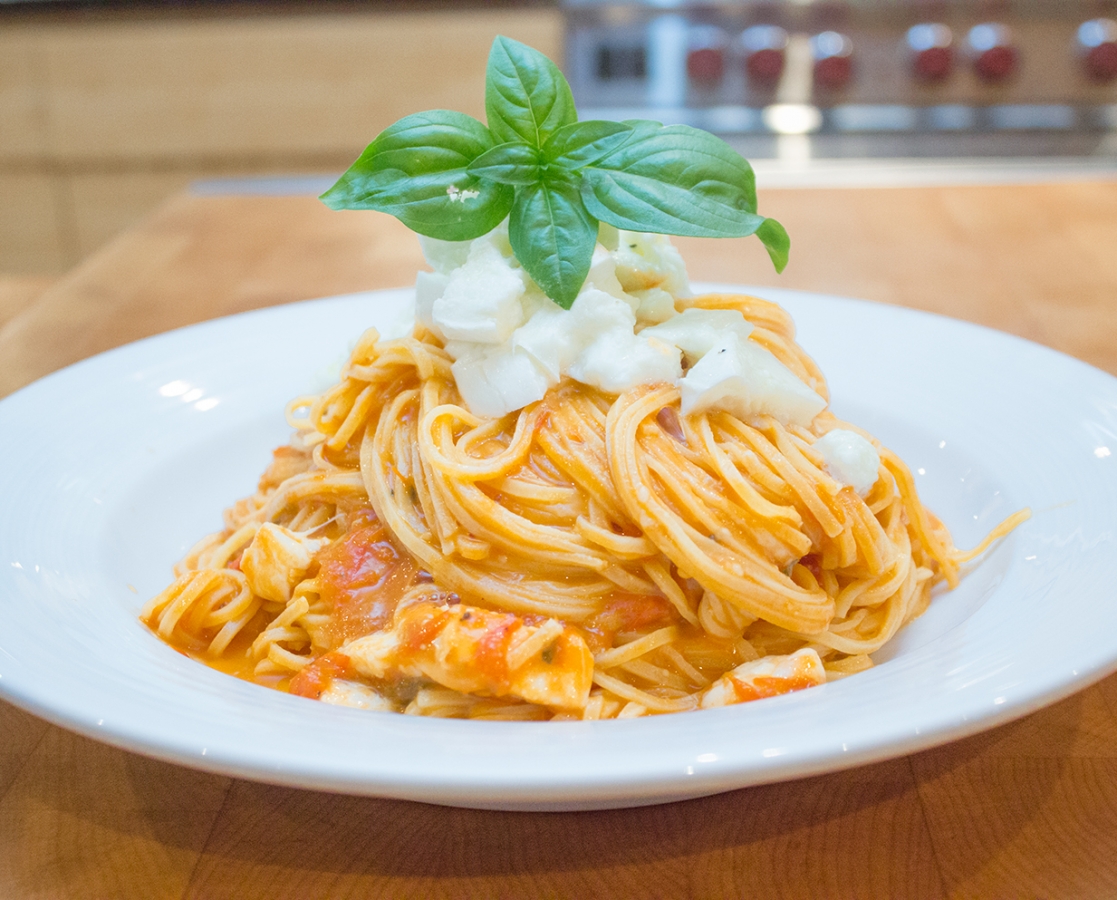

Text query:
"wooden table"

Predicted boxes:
[[3, 179, 1117, 898]]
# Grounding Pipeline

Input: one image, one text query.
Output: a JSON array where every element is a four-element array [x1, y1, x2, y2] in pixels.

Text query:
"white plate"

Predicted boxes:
[[2, 285, 1117, 811]]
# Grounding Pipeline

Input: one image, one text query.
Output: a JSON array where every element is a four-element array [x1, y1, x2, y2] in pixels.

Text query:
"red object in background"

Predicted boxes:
[[906, 23, 953, 81], [687, 46, 725, 83], [687, 26, 727, 85], [1078, 19, 1117, 82], [968, 23, 1018, 82], [811, 31, 854, 89], [740, 24, 788, 84], [747, 46, 786, 82]]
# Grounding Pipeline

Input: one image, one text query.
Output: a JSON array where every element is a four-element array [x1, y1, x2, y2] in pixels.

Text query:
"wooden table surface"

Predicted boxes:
[[2, 180, 1117, 898]]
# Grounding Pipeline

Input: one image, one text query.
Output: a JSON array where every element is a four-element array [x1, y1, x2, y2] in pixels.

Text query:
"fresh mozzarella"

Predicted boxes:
[[239, 522, 327, 606], [451, 343, 554, 419], [679, 333, 826, 427], [583, 244, 630, 301], [814, 429, 880, 495], [319, 679, 396, 711], [630, 287, 677, 324], [641, 308, 754, 363], [569, 330, 682, 394], [415, 224, 830, 427], [417, 234, 471, 275], [432, 240, 526, 343], [513, 287, 634, 379], [414, 270, 448, 333], [613, 231, 691, 297], [511, 305, 573, 381]]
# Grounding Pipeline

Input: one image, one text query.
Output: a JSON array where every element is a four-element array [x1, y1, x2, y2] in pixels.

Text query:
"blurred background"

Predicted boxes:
[[2, 0, 1116, 278]]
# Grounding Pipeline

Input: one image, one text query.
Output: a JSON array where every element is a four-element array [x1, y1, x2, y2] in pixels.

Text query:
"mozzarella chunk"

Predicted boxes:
[[432, 240, 526, 343], [814, 429, 881, 495], [511, 305, 575, 382], [613, 231, 691, 296], [240, 522, 328, 605], [319, 679, 396, 711], [414, 270, 447, 333], [679, 334, 826, 427], [583, 244, 630, 301], [569, 329, 682, 394], [631, 287, 677, 324], [418, 234, 471, 275], [415, 224, 831, 424], [700, 648, 826, 708], [451, 343, 554, 419], [642, 308, 754, 363]]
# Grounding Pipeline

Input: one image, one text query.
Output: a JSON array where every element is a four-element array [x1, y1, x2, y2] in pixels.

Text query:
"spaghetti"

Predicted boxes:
[[143, 290, 1025, 720]]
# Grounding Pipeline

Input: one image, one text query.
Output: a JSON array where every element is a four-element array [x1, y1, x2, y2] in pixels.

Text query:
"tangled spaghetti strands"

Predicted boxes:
[[142, 292, 1028, 719]]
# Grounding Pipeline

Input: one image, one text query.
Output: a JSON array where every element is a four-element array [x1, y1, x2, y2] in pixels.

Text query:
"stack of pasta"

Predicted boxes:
[[142, 290, 1022, 720]]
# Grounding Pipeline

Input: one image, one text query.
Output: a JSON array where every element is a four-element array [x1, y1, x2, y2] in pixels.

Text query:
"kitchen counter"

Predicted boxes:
[[1, 177, 1117, 898]]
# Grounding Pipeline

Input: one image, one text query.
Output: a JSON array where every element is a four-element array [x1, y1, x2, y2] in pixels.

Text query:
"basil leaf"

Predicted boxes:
[[467, 141, 543, 185], [320, 110, 512, 241], [486, 36, 577, 148], [756, 218, 790, 273], [543, 120, 632, 168], [509, 176, 598, 310], [580, 121, 765, 237]]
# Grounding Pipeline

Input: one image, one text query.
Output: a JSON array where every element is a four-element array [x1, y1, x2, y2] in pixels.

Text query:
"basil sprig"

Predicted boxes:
[[322, 36, 789, 309]]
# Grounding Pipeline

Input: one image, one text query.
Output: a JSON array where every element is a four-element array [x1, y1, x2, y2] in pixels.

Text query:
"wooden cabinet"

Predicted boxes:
[[0, 6, 562, 274]]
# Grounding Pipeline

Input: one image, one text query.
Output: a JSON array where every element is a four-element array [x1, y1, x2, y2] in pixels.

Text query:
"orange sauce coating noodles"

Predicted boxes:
[[141, 292, 1028, 720]]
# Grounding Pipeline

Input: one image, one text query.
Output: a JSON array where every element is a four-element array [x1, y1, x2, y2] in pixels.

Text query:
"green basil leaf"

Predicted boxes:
[[320, 110, 512, 241], [757, 217, 790, 273], [467, 141, 543, 185], [367, 171, 515, 241], [509, 176, 598, 310], [580, 121, 764, 237], [486, 36, 578, 148], [542, 120, 632, 168]]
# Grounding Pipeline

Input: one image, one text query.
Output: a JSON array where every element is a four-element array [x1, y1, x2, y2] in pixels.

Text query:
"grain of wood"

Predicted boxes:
[[0, 173, 69, 275], [1096, 671, 1117, 725], [182, 759, 942, 900], [0, 275, 56, 328], [0, 193, 423, 399], [914, 757, 1117, 899], [911, 683, 1117, 899], [0, 727, 231, 900], [67, 171, 196, 261], [0, 700, 49, 802]]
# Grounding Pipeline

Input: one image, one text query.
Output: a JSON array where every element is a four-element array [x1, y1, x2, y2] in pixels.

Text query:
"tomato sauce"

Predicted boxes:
[[315, 521, 418, 648]]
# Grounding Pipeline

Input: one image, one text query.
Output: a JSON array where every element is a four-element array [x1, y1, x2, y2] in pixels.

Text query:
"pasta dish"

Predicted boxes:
[[142, 226, 1025, 720]]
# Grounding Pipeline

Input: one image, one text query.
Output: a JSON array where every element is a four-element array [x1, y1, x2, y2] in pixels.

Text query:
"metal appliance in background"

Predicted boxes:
[[563, 0, 1117, 159]]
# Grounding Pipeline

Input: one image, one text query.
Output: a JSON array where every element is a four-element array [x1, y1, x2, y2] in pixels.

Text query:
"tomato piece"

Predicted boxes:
[[398, 604, 452, 652], [589, 593, 675, 636], [473, 616, 520, 690], [728, 673, 817, 703], [289, 651, 353, 700], [315, 524, 418, 647]]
